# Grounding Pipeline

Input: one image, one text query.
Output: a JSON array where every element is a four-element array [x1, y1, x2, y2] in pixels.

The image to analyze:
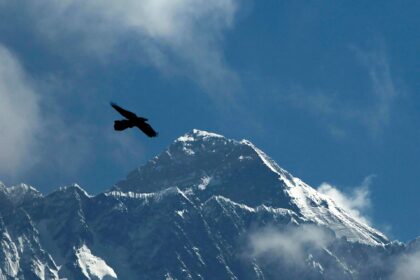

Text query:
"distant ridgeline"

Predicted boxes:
[[0, 130, 418, 279]]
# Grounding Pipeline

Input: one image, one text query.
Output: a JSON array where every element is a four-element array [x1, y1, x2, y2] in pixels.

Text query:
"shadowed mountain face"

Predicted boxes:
[[0, 130, 417, 280], [116, 130, 293, 210]]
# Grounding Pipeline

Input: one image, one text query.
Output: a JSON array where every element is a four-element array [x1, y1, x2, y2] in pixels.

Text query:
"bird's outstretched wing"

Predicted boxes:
[[111, 102, 138, 120], [136, 121, 158, 137]]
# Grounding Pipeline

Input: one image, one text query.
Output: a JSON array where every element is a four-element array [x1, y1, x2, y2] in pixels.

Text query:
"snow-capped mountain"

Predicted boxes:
[[115, 129, 386, 245], [0, 129, 417, 279]]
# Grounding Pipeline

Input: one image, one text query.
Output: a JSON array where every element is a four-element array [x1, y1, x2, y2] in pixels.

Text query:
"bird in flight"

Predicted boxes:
[[110, 102, 158, 137]]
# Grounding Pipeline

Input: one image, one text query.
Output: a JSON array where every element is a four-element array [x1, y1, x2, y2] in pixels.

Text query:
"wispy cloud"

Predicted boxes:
[[5, 0, 239, 96], [391, 245, 420, 280], [105, 128, 146, 169], [0, 44, 101, 182], [0, 45, 41, 177], [352, 47, 399, 136], [283, 46, 400, 138], [317, 175, 375, 225], [248, 224, 333, 265]]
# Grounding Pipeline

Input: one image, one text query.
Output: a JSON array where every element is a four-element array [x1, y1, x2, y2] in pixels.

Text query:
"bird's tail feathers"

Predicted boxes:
[[114, 120, 132, 131]]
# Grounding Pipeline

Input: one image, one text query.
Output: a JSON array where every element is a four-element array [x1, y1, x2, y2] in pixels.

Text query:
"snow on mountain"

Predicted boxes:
[[76, 245, 117, 280], [0, 207, 60, 279], [0, 129, 417, 279], [0, 183, 42, 206]]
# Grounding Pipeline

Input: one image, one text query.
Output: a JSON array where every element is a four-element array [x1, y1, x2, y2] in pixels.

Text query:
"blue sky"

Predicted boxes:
[[0, 1, 418, 241]]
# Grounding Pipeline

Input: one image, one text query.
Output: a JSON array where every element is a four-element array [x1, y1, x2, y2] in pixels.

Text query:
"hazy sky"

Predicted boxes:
[[0, 1, 418, 241]]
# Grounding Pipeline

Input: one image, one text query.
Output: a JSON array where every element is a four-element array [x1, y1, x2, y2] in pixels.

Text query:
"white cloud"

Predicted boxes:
[[282, 47, 400, 138], [392, 246, 420, 280], [317, 175, 374, 225], [16, 0, 239, 96], [0, 44, 102, 181], [248, 224, 332, 265], [0, 45, 41, 176]]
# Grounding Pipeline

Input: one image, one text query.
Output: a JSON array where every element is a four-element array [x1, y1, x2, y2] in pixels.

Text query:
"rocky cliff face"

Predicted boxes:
[[0, 130, 416, 279]]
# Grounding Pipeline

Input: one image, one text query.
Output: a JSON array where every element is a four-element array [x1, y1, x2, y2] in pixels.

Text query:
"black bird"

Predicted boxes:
[[111, 102, 158, 137]]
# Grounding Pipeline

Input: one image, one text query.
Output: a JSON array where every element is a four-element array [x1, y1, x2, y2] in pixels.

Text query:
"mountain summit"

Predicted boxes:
[[0, 130, 416, 279], [115, 129, 387, 245]]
